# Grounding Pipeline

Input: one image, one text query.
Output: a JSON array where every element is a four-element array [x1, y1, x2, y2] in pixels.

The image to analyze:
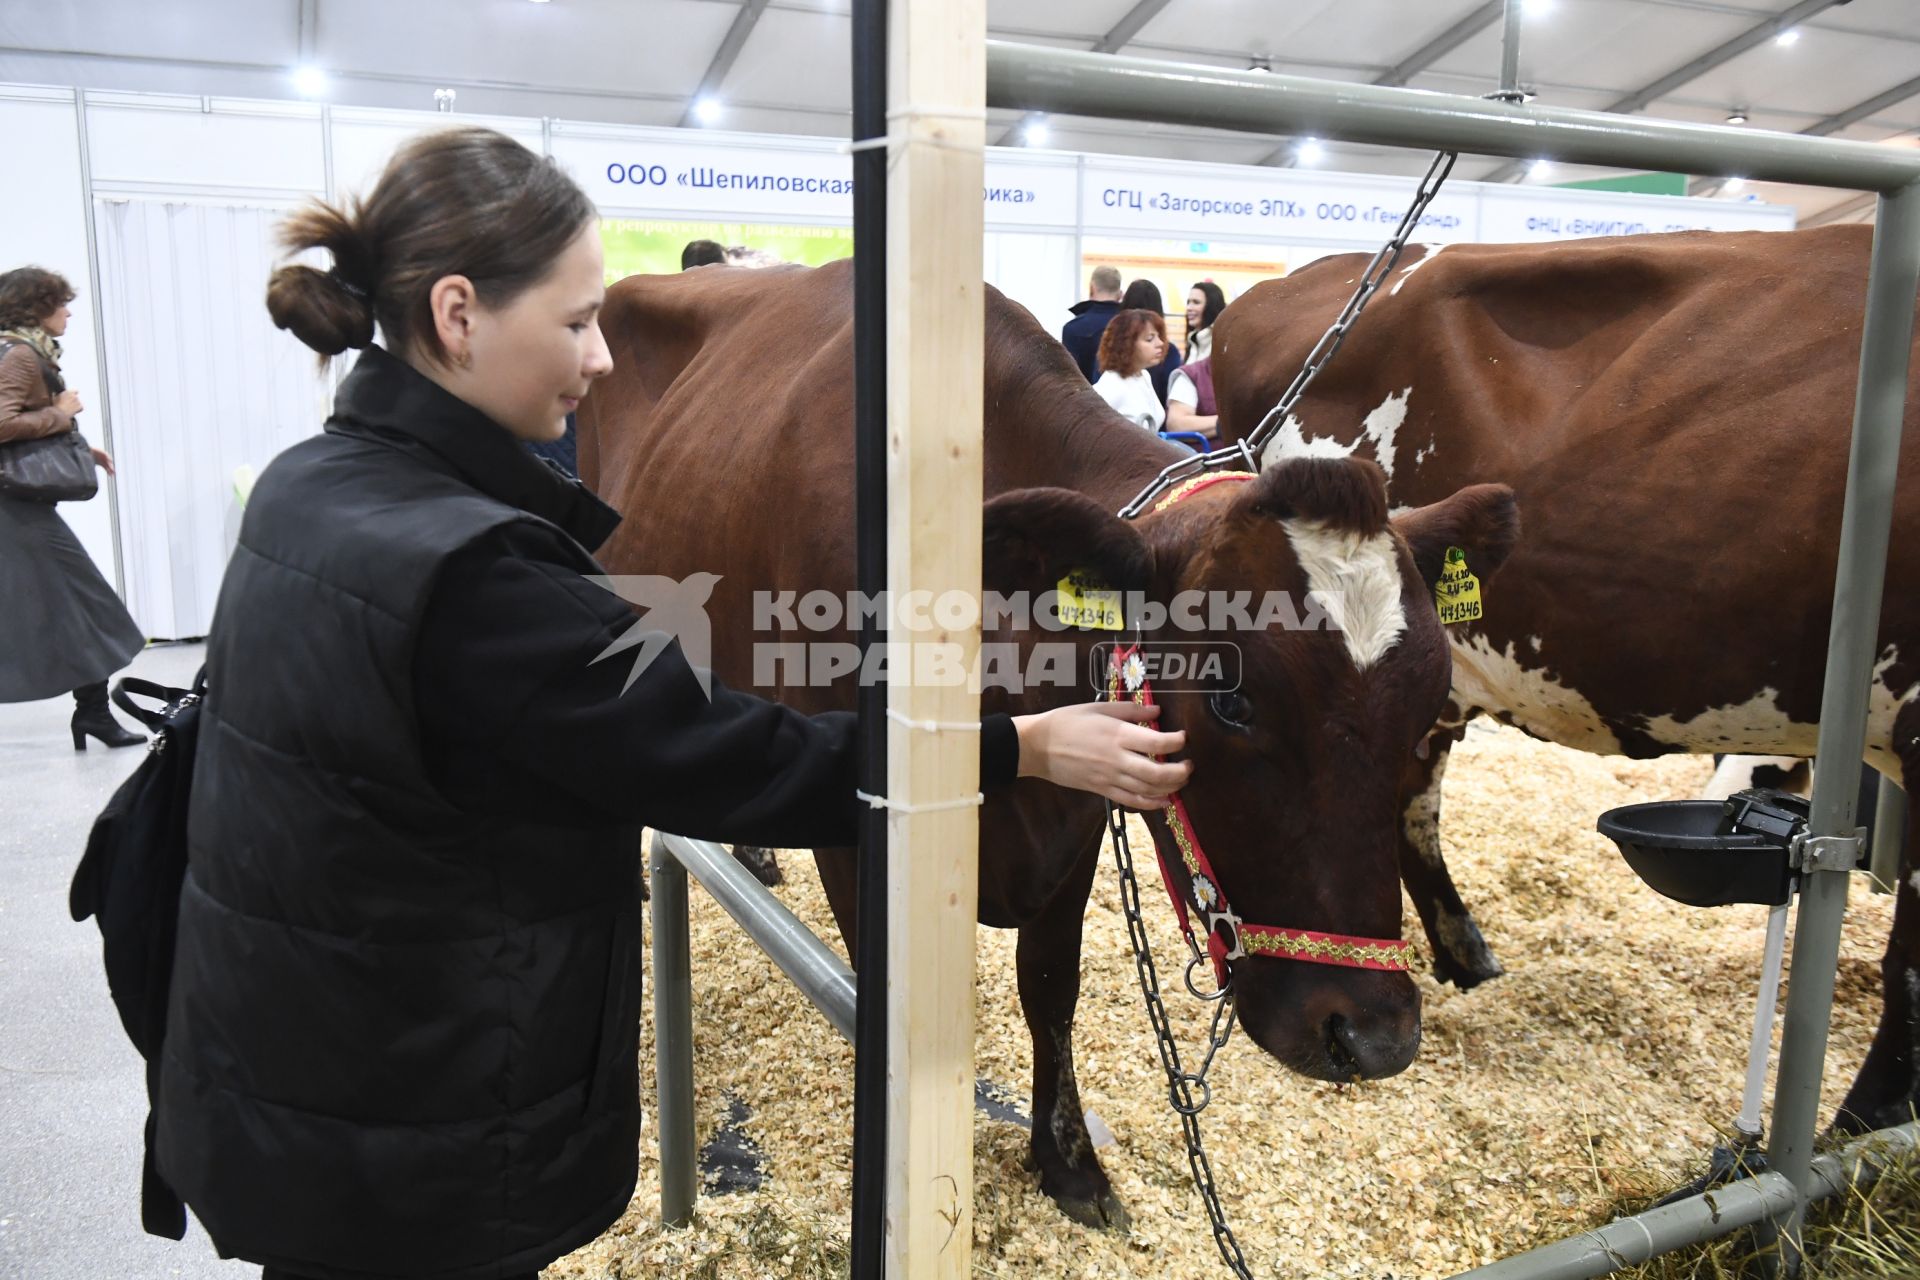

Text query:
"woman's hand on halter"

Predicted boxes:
[[1015, 702, 1191, 811]]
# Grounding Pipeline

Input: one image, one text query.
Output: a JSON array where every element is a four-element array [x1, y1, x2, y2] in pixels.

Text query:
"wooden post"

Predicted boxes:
[[884, 0, 985, 1275]]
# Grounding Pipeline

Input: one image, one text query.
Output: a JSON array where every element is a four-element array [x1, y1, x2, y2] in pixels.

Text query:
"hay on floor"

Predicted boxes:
[[546, 724, 1902, 1279]]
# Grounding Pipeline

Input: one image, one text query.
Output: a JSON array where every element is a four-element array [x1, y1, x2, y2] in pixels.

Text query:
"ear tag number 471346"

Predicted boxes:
[[1056, 571, 1123, 631], [1435, 546, 1483, 626]]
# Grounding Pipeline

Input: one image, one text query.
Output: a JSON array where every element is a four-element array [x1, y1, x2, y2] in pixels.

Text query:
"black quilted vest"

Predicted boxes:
[[156, 347, 642, 1279]]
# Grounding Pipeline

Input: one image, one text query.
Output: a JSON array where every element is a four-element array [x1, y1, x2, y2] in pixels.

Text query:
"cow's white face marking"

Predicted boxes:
[[1401, 748, 1450, 868], [1447, 633, 1622, 752], [1527, 635, 1543, 653], [1389, 243, 1446, 296], [1260, 387, 1414, 480], [1283, 518, 1407, 669]]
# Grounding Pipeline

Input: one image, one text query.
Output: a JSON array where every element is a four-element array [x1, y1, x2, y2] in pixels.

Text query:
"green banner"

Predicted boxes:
[[1554, 173, 1689, 197], [599, 218, 855, 282]]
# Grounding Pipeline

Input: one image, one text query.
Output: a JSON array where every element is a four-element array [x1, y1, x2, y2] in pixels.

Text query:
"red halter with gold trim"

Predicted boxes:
[[1110, 469, 1414, 986]]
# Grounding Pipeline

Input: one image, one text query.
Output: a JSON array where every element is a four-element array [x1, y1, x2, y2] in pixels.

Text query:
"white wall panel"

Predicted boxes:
[[984, 232, 1080, 336], [328, 106, 544, 201], [0, 88, 118, 592], [94, 200, 335, 639], [85, 94, 325, 197]]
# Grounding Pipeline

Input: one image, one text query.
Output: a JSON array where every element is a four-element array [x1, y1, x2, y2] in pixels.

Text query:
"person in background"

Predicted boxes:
[[1060, 264, 1122, 382], [1120, 278, 1182, 405], [680, 239, 727, 270], [1185, 280, 1227, 361], [1166, 355, 1217, 441], [0, 266, 145, 750], [158, 125, 1190, 1280], [1091, 309, 1168, 431]]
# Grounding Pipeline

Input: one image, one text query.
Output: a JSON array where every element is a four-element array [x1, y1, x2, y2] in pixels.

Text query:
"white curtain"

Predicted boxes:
[[93, 199, 335, 639]]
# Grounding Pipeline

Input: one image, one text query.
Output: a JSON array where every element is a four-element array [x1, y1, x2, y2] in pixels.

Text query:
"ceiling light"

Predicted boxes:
[[1023, 118, 1050, 146], [291, 66, 327, 97], [433, 88, 456, 113], [1522, 0, 1554, 16], [1726, 108, 1749, 125], [1529, 158, 1553, 178], [1296, 138, 1324, 165], [1774, 28, 1800, 47], [1724, 177, 1747, 193], [528, 0, 553, 4], [1248, 56, 1273, 74], [693, 96, 723, 125]]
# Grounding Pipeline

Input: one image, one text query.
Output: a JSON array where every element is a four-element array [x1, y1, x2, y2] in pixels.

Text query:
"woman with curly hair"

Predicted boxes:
[[0, 266, 144, 748], [1091, 307, 1168, 431]]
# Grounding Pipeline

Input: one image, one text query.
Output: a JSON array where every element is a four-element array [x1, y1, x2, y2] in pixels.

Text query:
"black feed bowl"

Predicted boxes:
[[1596, 799, 1796, 908]]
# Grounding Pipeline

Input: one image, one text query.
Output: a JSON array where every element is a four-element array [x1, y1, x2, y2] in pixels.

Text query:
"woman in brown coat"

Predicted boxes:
[[0, 266, 144, 747]]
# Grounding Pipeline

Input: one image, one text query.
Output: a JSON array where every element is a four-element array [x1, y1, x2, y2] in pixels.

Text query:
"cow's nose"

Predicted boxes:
[[1324, 1011, 1418, 1080]]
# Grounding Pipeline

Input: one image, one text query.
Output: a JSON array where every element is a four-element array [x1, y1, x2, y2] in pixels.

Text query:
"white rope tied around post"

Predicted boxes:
[[840, 104, 988, 157], [855, 788, 985, 815], [885, 707, 984, 733], [858, 709, 987, 813]]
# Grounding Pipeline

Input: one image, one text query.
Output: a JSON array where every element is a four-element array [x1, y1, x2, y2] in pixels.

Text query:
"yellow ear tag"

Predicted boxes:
[[1435, 546, 1483, 626], [1056, 571, 1124, 631]]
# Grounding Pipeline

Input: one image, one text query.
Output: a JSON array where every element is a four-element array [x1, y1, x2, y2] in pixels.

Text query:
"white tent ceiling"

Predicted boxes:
[[2, 0, 1915, 225]]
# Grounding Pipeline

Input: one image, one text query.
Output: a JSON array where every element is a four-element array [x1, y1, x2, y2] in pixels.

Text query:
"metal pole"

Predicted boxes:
[[70, 88, 127, 599], [849, 1, 890, 1275], [1496, 0, 1523, 104], [984, 42, 1920, 190], [1450, 1122, 1920, 1280], [1762, 181, 1920, 1270], [1868, 775, 1906, 894], [656, 834, 858, 1039], [650, 838, 697, 1228]]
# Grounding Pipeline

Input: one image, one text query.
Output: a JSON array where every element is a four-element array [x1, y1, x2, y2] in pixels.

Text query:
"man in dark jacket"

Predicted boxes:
[[1060, 265, 1122, 382]]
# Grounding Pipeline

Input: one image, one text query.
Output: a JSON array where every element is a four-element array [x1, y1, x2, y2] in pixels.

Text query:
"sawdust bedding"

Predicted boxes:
[[545, 723, 1900, 1279]]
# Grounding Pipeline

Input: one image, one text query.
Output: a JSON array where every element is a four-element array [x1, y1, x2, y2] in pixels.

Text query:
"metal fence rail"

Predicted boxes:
[[985, 41, 1920, 191], [650, 832, 858, 1226]]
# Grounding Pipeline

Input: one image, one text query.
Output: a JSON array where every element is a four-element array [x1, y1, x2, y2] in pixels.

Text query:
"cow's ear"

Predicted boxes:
[[1392, 483, 1519, 592], [982, 486, 1153, 604]]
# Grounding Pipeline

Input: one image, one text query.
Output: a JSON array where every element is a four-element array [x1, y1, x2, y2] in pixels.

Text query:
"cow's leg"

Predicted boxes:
[[731, 845, 784, 887], [1016, 829, 1127, 1230], [1398, 732, 1505, 988], [811, 845, 858, 953], [1834, 706, 1920, 1133]]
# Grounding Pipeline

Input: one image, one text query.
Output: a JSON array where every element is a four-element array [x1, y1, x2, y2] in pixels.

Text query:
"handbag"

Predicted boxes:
[[0, 339, 98, 503], [70, 669, 207, 1240]]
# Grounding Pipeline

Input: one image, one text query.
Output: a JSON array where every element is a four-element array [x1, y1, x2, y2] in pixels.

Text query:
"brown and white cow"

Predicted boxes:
[[1212, 224, 1920, 1132], [578, 259, 1516, 1225]]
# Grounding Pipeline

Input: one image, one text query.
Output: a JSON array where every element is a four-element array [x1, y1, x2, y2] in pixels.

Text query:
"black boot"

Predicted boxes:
[[71, 681, 146, 751]]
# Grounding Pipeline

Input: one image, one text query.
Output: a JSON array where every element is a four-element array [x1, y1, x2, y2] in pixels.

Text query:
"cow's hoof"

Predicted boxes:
[[1428, 911, 1504, 989], [1055, 1189, 1131, 1232], [730, 845, 783, 887]]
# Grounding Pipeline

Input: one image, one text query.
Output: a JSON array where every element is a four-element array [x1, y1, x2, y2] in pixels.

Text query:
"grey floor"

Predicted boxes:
[[0, 642, 254, 1280]]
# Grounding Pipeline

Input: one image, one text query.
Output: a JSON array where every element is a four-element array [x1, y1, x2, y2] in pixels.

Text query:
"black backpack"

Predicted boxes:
[[69, 669, 206, 1240]]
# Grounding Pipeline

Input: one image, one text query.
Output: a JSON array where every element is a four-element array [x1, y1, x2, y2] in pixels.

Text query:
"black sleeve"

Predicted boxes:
[[413, 527, 1021, 846]]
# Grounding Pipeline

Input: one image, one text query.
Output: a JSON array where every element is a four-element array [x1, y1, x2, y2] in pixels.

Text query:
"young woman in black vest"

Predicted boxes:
[[157, 126, 1189, 1280]]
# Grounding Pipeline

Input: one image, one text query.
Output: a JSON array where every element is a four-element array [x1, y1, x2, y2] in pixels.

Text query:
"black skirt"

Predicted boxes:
[[0, 494, 144, 702]]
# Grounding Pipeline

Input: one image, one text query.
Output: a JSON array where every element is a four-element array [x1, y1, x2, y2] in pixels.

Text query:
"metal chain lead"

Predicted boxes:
[[1117, 148, 1459, 521], [1103, 151, 1459, 1279], [1106, 799, 1255, 1280]]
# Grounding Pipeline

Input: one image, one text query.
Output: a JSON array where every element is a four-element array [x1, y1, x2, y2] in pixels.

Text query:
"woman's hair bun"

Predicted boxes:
[[265, 200, 376, 358]]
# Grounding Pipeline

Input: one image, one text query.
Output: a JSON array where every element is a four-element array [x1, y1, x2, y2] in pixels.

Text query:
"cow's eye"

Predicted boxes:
[[1210, 689, 1253, 727]]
